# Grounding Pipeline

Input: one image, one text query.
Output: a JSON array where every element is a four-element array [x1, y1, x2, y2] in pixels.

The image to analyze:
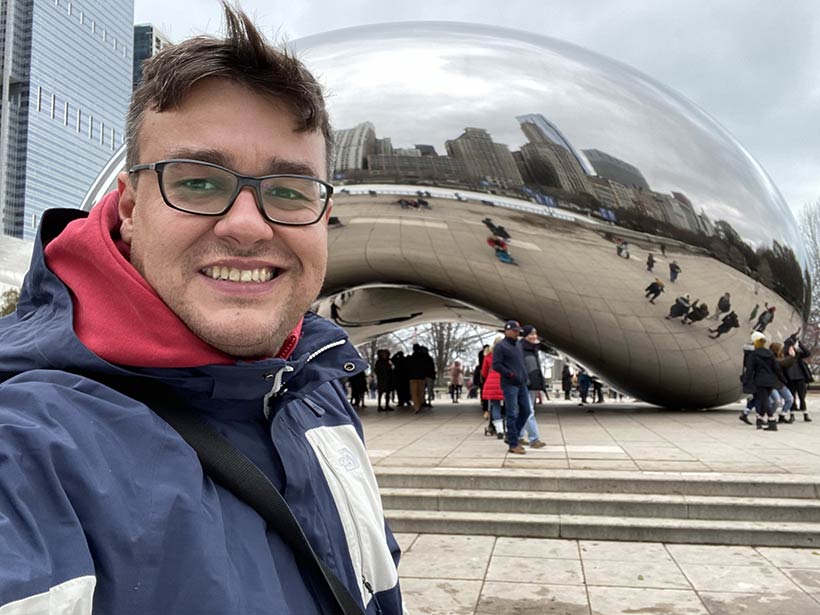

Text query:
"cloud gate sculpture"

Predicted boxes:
[[85, 23, 808, 408]]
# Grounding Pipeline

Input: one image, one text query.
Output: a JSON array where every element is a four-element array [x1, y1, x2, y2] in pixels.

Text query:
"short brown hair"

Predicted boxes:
[[127, 2, 333, 177]]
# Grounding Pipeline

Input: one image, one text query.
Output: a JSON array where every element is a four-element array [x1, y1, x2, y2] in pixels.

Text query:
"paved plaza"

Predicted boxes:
[[359, 397, 820, 614]]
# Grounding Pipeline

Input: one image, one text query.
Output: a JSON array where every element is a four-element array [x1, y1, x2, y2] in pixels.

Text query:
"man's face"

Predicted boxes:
[[505, 328, 520, 340], [118, 78, 331, 357]]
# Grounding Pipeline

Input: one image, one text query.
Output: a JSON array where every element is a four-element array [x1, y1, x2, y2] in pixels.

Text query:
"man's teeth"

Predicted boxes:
[[201, 266, 276, 282]]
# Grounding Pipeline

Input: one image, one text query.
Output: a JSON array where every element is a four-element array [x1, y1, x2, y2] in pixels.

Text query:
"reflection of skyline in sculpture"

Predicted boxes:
[[331, 111, 807, 314]]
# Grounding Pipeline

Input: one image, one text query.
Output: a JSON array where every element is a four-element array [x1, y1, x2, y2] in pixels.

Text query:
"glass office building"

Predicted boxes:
[[0, 0, 133, 239], [133, 23, 169, 88]]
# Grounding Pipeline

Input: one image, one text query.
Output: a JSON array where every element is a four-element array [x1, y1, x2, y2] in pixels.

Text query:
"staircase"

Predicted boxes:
[[377, 467, 820, 547]]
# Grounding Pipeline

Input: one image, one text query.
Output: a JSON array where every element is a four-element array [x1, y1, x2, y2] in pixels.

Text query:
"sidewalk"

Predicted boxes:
[[358, 399, 820, 614]]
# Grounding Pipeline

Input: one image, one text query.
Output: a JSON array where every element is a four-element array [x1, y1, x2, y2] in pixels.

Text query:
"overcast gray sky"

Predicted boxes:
[[134, 0, 819, 217]]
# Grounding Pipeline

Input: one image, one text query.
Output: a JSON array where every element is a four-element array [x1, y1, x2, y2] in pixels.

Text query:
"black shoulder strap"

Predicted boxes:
[[104, 377, 365, 615]]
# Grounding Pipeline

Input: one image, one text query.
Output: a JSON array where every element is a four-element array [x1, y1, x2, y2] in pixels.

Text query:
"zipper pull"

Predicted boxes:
[[263, 365, 294, 420], [362, 576, 382, 615]]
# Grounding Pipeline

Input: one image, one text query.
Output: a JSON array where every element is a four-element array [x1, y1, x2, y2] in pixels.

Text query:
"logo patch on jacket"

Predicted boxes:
[[336, 447, 360, 471]]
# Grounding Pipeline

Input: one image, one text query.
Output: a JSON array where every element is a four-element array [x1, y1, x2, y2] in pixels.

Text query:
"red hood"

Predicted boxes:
[[44, 191, 301, 368]]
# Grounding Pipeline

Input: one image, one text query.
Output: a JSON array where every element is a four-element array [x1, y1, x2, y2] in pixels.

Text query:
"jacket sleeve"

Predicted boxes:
[[491, 344, 513, 378], [0, 389, 97, 614]]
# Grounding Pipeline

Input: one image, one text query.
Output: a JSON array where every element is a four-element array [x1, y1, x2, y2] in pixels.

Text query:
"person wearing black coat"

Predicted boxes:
[[476, 345, 490, 416], [374, 349, 395, 412], [561, 365, 573, 400], [784, 337, 813, 422], [392, 350, 411, 408], [743, 331, 786, 430]]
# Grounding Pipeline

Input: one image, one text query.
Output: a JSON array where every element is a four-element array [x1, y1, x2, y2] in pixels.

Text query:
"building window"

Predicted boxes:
[[36, 86, 42, 112], [89, 114, 93, 139], [67, 2, 71, 15], [76, 108, 81, 132], [79, 11, 83, 25], [91, 20, 95, 33], [31, 213, 39, 229], [50, 94, 55, 119], [111, 128, 116, 150], [100, 121, 105, 145], [64, 101, 69, 126]]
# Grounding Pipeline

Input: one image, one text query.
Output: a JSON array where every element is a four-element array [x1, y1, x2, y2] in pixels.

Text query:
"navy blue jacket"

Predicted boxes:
[[492, 336, 528, 387], [0, 210, 403, 614]]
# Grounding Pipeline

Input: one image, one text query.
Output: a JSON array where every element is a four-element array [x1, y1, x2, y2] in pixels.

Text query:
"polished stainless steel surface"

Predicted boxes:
[[84, 23, 808, 408]]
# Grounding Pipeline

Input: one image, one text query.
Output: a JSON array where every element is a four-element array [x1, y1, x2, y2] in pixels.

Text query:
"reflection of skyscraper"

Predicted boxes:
[[133, 24, 171, 88], [589, 176, 634, 210], [520, 142, 594, 194], [582, 149, 649, 191], [334, 122, 377, 171], [516, 113, 594, 175], [0, 0, 133, 238], [445, 128, 522, 189]]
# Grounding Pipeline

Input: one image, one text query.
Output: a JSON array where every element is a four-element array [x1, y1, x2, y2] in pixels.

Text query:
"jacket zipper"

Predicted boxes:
[[263, 338, 350, 418], [314, 444, 381, 614]]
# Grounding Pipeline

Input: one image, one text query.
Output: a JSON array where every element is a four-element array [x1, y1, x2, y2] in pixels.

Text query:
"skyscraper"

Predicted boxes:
[[582, 148, 650, 191], [445, 127, 522, 189], [133, 23, 170, 88], [516, 113, 595, 175], [334, 122, 377, 173], [0, 0, 133, 239]]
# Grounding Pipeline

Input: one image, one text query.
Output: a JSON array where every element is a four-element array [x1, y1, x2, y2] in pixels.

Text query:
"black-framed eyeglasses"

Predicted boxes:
[[128, 159, 334, 226]]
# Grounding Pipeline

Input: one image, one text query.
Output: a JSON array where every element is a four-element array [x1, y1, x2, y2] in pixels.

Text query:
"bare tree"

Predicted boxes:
[[799, 198, 820, 324], [415, 322, 489, 385], [798, 198, 820, 372]]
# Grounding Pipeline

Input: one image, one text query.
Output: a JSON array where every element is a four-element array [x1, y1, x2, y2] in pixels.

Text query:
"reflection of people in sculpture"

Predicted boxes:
[[682, 299, 709, 324], [708, 311, 740, 338], [753, 304, 776, 332], [748, 303, 760, 322], [615, 240, 630, 258], [711, 292, 731, 320], [646, 253, 655, 271], [645, 278, 665, 304], [665, 294, 690, 319], [669, 260, 682, 282], [487, 235, 515, 264]]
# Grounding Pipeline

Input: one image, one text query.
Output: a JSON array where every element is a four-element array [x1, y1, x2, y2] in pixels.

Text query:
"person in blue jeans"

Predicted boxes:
[[492, 320, 533, 454]]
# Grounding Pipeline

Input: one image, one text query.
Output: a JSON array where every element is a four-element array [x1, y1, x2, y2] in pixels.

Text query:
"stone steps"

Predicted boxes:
[[376, 467, 820, 547]]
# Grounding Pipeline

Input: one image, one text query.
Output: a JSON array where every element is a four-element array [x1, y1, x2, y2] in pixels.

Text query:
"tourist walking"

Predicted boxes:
[[784, 337, 813, 422], [374, 349, 395, 412], [407, 344, 427, 413], [742, 331, 785, 430], [449, 360, 464, 403], [481, 336, 505, 438], [561, 365, 573, 400], [492, 321, 533, 454], [669, 260, 681, 282], [519, 325, 547, 448]]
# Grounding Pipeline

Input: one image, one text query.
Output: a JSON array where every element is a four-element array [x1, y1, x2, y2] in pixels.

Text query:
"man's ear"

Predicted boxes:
[[324, 198, 333, 222], [117, 171, 136, 245]]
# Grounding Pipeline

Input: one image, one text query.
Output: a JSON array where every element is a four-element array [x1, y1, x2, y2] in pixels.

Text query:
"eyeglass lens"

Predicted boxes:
[[161, 161, 327, 224]]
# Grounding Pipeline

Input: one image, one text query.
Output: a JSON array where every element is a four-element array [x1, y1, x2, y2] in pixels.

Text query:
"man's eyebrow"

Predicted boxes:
[[165, 149, 320, 178], [167, 148, 231, 168], [261, 157, 321, 178]]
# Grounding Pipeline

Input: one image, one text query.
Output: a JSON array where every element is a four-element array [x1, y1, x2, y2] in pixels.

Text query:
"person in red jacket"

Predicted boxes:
[[481, 335, 505, 438]]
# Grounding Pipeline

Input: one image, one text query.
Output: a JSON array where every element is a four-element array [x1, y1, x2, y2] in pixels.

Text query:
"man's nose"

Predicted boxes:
[[212, 186, 274, 244]]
